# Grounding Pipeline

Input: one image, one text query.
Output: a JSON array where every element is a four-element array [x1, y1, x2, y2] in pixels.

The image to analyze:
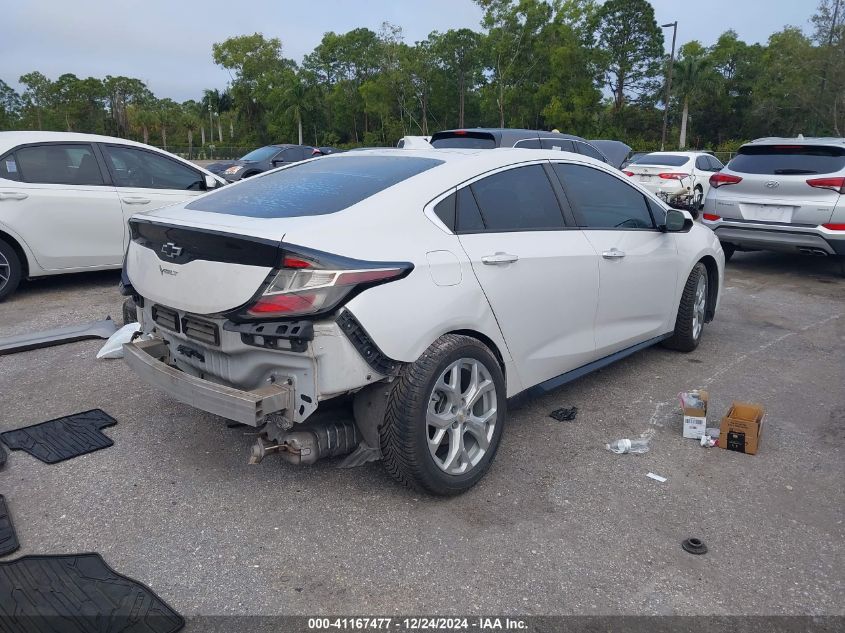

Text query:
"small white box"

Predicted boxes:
[[681, 390, 708, 439]]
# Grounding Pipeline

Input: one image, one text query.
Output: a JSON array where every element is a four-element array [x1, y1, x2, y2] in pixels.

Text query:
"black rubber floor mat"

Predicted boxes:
[[0, 553, 184, 632], [0, 409, 117, 464], [0, 496, 18, 558]]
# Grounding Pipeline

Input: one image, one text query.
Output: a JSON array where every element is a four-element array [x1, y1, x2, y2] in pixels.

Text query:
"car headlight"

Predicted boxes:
[[224, 165, 243, 175]]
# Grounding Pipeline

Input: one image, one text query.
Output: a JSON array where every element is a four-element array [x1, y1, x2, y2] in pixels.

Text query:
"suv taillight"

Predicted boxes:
[[710, 173, 742, 188], [807, 177, 845, 194], [246, 247, 413, 318]]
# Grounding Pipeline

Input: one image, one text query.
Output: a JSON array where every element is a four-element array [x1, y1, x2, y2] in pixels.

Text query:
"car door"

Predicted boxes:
[[100, 144, 209, 234], [455, 163, 600, 388], [552, 162, 680, 357], [0, 142, 124, 270]]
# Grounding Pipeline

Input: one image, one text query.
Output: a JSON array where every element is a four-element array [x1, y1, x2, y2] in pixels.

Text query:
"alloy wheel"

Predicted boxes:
[[0, 250, 9, 292], [692, 274, 707, 340], [426, 358, 498, 475]]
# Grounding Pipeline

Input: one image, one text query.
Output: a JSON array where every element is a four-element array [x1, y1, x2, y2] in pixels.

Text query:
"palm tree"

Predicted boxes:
[[672, 55, 719, 148], [284, 80, 309, 145]]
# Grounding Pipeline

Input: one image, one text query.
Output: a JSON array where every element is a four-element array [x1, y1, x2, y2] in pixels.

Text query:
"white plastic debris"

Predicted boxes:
[[605, 438, 650, 454], [96, 323, 141, 359], [700, 433, 717, 448], [646, 472, 667, 483]]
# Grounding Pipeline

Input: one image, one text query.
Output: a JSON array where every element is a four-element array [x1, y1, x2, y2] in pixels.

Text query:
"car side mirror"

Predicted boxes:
[[204, 175, 219, 190], [663, 208, 694, 232]]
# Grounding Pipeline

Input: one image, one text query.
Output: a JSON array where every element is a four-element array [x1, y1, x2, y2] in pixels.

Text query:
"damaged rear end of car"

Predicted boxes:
[[122, 154, 437, 468]]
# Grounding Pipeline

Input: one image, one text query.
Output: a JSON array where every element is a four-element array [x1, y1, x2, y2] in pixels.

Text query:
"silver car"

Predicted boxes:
[[701, 137, 845, 262]]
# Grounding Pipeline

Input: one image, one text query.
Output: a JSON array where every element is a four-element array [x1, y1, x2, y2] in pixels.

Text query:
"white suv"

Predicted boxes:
[[122, 148, 724, 495], [0, 132, 225, 300]]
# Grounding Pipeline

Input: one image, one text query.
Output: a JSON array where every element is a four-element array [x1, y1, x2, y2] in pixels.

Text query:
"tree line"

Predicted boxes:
[[1, 0, 843, 156]]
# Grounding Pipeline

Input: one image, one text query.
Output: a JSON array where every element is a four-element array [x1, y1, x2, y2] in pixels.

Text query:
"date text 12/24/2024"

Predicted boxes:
[[308, 618, 528, 631]]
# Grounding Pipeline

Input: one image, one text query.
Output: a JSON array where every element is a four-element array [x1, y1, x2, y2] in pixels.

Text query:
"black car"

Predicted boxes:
[[209, 144, 321, 182], [429, 128, 631, 169]]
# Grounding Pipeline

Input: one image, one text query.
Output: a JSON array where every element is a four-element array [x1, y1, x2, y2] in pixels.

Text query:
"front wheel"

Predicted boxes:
[[662, 262, 709, 352], [380, 334, 506, 496]]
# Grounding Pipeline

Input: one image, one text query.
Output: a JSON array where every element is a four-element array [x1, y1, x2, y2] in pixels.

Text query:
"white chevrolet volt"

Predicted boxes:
[[121, 148, 724, 495]]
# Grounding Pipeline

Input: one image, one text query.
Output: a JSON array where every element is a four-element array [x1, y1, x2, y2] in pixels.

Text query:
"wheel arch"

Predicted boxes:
[[0, 228, 30, 278], [446, 328, 507, 378], [698, 255, 719, 322]]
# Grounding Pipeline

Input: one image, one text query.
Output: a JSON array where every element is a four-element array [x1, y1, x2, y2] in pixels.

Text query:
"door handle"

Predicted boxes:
[[602, 248, 626, 259], [121, 197, 150, 205], [481, 252, 519, 265], [0, 192, 28, 201]]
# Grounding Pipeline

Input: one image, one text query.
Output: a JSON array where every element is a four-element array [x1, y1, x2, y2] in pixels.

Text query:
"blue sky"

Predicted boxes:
[[1, 0, 817, 102]]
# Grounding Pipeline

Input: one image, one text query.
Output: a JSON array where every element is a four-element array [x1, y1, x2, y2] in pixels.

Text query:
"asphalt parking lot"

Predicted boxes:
[[0, 252, 843, 622]]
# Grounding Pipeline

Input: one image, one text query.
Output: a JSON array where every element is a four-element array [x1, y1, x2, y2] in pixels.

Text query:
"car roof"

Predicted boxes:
[[0, 130, 222, 179], [745, 137, 845, 147], [638, 151, 707, 157], [0, 130, 172, 151]]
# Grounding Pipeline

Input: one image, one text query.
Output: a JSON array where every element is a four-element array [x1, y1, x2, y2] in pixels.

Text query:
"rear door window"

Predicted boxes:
[[728, 145, 845, 175], [104, 145, 204, 190], [708, 156, 724, 171], [695, 156, 709, 170], [14, 144, 103, 185], [456, 187, 485, 232], [553, 163, 655, 229], [469, 164, 565, 232], [186, 155, 443, 218], [433, 193, 456, 230], [513, 139, 541, 149]]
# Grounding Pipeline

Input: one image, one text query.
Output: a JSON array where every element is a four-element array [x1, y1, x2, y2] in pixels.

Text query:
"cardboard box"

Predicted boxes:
[[719, 402, 765, 454], [682, 390, 708, 439]]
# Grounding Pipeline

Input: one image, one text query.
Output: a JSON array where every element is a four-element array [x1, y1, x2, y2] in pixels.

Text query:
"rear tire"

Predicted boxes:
[[663, 262, 708, 353], [380, 334, 506, 496], [0, 239, 22, 302], [721, 242, 736, 261]]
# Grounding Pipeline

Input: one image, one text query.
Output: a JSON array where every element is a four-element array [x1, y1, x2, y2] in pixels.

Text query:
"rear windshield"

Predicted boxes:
[[632, 154, 690, 167], [729, 145, 845, 175], [431, 132, 497, 149], [186, 155, 443, 218], [239, 146, 279, 162]]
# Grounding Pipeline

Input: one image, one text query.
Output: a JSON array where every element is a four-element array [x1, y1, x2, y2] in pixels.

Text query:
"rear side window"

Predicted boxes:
[[470, 165, 564, 231], [553, 163, 654, 229], [430, 132, 497, 149], [708, 156, 724, 170], [513, 139, 541, 149], [728, 145, 845, 175], [633, 154, 690, 167], [433, 193, 456, 230], [14, 144, 103, 185], [187, 155, 443, 218]]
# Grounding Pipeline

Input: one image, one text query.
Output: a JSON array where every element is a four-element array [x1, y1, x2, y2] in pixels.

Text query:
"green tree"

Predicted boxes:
[[19, 71, 54, 129], [0, 80, 22, 130], [429, 29, 483, 127], [593, 0, 664, 111], [672, 46, 719, 148], [284, 79, 309, 144]]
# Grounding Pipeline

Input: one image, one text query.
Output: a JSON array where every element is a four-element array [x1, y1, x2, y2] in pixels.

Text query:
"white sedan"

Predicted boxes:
[[0, 131, 225, 300], [121, 148, 724, 495], [623, 151, 725, 208]]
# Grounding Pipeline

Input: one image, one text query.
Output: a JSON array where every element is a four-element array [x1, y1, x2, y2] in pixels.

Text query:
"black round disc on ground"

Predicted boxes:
[[682, 538, 708, 555]]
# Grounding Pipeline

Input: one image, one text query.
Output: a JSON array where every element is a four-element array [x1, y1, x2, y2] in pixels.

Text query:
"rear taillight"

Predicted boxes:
[[710, 173, 742, 188], [807, 177, 845, 194], [702, 213, 721, 221], [246, 246, 412, 318], [622, 170, 634, 177], [658, 172, 690, 180], [822, 223, 845, 231]]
